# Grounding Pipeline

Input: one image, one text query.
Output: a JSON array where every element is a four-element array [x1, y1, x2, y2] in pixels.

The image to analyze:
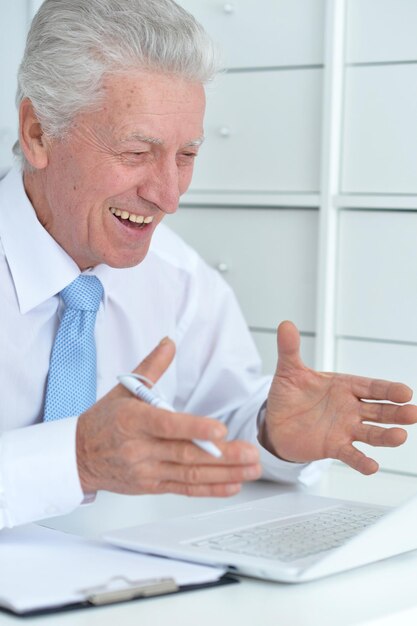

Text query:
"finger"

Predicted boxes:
[[153, 439, 259, 466], [354, 423, 407, 448], [359, 401, 417, 425], [153, 481, 243, 498], [153, 461, 262, 485], [133, 336, 176, 385], [276, 320, 305, 373], [350, 376, 413, 403], [131, 405, 227, 442], [337, 444, 379, 475]]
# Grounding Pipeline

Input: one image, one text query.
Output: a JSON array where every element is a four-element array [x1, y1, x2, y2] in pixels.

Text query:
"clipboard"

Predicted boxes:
[[0, 524, 238, 617], [2, 574, 238, 618]]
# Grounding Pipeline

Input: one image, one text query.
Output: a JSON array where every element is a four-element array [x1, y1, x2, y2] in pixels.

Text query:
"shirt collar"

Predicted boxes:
[[0, 166, 112, 314]]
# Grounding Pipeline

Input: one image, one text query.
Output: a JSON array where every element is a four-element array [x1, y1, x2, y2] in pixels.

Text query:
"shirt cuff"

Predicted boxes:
[[0, 417, 85, 528], [255, 401, 330, 485]]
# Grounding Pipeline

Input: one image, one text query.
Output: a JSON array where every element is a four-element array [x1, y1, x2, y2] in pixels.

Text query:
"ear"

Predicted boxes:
[[19, 98, 49, 169]]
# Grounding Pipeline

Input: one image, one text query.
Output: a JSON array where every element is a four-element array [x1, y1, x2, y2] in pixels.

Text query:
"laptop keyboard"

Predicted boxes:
[[190, 506, 386, 563]]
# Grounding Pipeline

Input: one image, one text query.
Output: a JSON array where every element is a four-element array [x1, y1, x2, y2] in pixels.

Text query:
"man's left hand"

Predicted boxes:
[[261, 321, 417, 475]]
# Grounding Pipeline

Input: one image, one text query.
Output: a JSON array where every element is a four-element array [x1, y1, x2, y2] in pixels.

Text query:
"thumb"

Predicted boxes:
[[276, 321, 304, 374], [132, 337, 176, 386]]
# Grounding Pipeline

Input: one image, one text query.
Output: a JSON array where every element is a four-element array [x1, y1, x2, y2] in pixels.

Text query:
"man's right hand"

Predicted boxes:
[[76, 338, 262, 497]]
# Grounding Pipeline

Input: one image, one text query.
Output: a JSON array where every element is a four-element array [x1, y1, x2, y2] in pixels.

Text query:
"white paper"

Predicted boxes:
[[0, 524, 226, 613]]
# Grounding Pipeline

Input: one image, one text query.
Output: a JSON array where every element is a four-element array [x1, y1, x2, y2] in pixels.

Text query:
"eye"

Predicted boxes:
[[120, 151, 149, 164], [177, 152, 198, 164]]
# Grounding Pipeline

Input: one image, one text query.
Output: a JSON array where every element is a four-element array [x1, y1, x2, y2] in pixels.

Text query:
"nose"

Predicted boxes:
[[138, 157, 180, 215]]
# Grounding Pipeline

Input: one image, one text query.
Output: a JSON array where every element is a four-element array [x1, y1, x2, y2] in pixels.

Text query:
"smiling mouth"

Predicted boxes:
[[110, 207, 154, 229]]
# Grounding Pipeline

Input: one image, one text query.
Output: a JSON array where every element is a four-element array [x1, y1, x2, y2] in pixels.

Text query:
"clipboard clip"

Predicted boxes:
[[78, 575, 178, 606]]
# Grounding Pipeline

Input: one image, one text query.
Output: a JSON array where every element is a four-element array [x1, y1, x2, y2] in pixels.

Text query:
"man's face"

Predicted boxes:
[[30, 71, 206, 269]]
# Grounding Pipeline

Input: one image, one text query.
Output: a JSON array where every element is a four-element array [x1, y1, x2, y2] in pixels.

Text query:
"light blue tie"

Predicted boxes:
[[43, 275, 104, 421]]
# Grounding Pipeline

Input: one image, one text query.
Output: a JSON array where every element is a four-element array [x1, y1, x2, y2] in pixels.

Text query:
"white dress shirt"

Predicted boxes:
[[0, 166, 325, 530]]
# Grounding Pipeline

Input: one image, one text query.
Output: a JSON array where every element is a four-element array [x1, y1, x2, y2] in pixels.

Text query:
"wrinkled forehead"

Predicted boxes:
[[80, 69, 206, 144], [101, 69, 206, 105]]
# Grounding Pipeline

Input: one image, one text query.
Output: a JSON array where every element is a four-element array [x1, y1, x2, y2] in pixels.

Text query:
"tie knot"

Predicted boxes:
[[60, 275, 103, 311]]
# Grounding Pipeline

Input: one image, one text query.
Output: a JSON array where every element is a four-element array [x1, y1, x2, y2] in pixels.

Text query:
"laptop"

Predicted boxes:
[[104, 491, 417, 583]]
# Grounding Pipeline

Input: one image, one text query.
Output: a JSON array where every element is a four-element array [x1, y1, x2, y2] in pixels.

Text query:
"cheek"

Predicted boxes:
[[178, 166, 195, 193], [74, 167, 131, 212], [92, 163, 140, 199], [46, 152, 84, 207]]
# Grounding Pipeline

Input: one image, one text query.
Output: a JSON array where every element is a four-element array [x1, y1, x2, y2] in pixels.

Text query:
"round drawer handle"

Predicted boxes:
[[219, 126, 231, 138], [216, 262, 229, 274], [223, 3, 235, 14]]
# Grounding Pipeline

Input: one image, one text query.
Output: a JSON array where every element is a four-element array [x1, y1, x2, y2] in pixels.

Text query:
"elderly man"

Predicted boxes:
[[0, 0, 415, 529]]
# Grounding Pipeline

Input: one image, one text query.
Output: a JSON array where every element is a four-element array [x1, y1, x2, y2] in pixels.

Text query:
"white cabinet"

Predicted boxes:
[[337, 211, 417, 343], [191, 69, 323, 193], [178, 0, 325, 68], [346, 0, 417, 64], [342, 65, 417, 194], [333, 3, 417, 475], [166, 208, 318, 332], [6, 1, 416, 476], [337, 338, 417, 474]]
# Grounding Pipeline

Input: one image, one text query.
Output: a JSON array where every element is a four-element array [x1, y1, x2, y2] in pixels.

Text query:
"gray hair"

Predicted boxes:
[[14, 0, 219, 167]]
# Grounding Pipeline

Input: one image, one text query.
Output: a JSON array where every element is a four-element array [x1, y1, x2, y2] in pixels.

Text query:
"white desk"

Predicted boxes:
[[2, 464, 417, 626]]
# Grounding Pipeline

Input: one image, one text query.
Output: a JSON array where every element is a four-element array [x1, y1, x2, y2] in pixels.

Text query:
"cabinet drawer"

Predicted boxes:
[[346, 0, 417, 64], [337, 211, 417, 342], [178, 0, 325, 69], [342, 65, 417, 194], [191, 69, 322, 193], [252, 330, 315, 374], [167, 207, 318, 331], [337, 338, 417, 474]]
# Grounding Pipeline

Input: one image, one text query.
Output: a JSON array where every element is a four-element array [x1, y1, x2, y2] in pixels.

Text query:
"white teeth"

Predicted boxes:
[[110, 208, 154, 224]]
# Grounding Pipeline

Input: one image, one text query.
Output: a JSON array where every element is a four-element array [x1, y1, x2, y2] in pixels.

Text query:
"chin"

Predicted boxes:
[[101, 250, 149, 269]]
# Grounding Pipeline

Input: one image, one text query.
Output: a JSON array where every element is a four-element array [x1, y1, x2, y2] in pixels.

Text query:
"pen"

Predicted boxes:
[[117, 374, 222, 458]]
